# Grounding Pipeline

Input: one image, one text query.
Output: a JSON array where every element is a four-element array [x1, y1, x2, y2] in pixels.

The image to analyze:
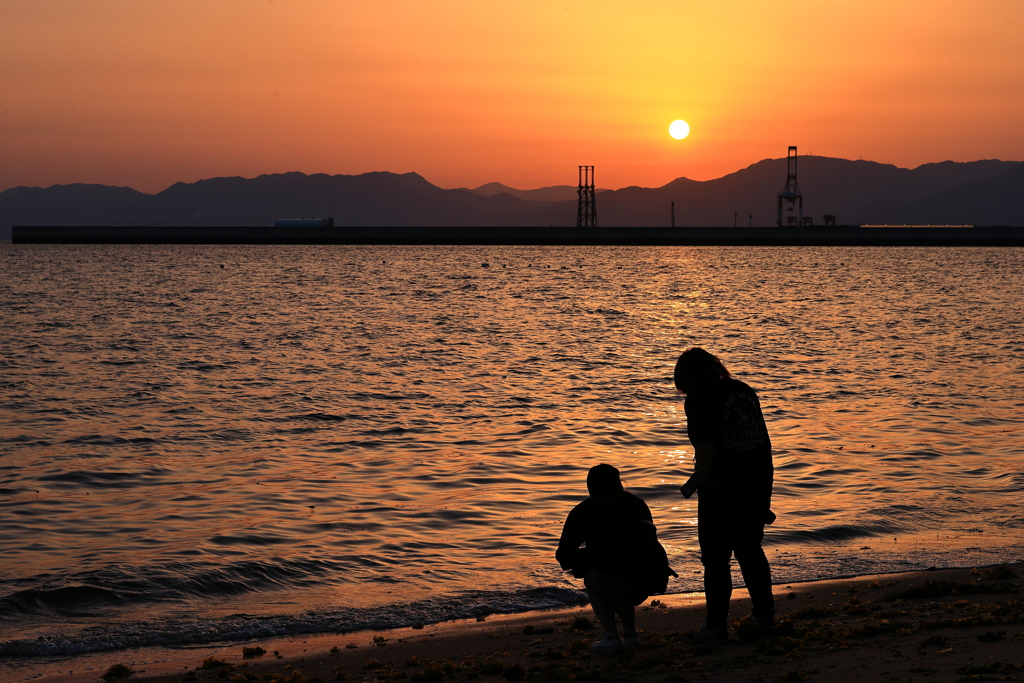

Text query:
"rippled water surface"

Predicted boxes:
[[1, 244, 1023, 657]]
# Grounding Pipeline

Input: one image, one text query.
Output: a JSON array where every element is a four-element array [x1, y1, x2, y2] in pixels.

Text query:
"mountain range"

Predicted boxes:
[[2, 155, 1022, 239], [464, 182, 610, 202]]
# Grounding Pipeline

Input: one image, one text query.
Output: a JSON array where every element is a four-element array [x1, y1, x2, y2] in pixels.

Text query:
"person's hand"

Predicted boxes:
[[680, 473, 700, 498]]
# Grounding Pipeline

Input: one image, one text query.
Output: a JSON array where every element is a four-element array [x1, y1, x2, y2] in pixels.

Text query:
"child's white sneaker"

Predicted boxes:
[[590, 632, 623, 653]]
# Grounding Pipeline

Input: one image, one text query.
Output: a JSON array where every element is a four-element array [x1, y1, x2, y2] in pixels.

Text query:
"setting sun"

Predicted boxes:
[[669, 120, 690, 140]]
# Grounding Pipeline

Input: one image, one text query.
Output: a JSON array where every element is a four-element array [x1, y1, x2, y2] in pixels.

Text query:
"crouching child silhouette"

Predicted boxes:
[[556, 464, 677, 653]]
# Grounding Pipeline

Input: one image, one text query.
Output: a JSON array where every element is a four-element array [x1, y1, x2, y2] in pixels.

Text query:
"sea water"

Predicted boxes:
[[1, 244, 1022, 658]]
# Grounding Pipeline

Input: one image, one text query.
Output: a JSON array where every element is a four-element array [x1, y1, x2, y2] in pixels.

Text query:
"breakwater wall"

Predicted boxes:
[[11, 225, 1024, 246]]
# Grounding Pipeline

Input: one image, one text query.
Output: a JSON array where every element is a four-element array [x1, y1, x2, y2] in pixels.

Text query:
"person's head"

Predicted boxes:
[[587, 463, 624, 498], [673, 347, 730, 394]]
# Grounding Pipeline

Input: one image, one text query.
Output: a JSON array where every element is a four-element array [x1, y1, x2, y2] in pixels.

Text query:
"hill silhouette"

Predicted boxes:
[[512, 157, 1022, 227], [2, 156, 1022, 239], [467, 182, 609, 202]]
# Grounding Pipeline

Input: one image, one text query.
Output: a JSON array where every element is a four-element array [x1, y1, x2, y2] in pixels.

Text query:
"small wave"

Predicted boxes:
[[1004, 472, 1024, 493], [767, 522, 902, 545], [177, 361, 230, 371], [310, 522, 385, 533], [0, 587, 587, 658], [298, 412, 350, 422], [0, 380, 36, 390], [36, 467, 167, 488], [350, 391, 433, 401], [207, 534, 294, 547], [0, 585, 126, 619], [0, 434, 53, 446], [60, 434, 131, 446], [516, 423, 550, 434], [360, 427, 411, 436], [0, 558, 352, 624]]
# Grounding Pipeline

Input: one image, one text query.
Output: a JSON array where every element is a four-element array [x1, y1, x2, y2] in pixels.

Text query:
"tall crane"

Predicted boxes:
[[777, 146, 803, 227]]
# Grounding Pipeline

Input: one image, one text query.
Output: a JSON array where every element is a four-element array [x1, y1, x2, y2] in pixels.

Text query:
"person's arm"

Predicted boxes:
[[683, 392, 720, 494], [692, 440, 722, 492], [555, 507, 585, 571], [640, 498, 654, 522]]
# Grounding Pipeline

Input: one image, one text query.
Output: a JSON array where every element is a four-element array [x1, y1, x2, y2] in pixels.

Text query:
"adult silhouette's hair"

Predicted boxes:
[[673, 347, 731, 394], [587, 463, 624, 498]]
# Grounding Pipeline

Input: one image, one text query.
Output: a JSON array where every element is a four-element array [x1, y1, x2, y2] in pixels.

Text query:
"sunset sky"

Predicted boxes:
[[2, 0, 1022, 194]]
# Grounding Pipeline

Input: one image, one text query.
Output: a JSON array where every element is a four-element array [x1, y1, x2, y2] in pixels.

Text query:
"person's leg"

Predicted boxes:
[[584, 572, 625, 652], [618, 599, 641, 649], [614, 598, 635, 633], [733, 521, 775, 621], [586, 588, 619, 634], [698, 508, 733, 631], [702, 556, 732, 629]]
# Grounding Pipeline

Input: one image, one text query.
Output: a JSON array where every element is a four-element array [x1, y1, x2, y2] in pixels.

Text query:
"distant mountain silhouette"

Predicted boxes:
[[0, 171, 546, 238], [1, 184, 150, 229], [871, 161, 1024, 226], [467, 182, 609, 202], [3, 157, 1022, 239], [511, 157, 1022, 227]]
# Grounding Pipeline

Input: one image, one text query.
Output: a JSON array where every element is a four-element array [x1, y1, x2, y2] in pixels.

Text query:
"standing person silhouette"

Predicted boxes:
[[674, 348, 775, 643]]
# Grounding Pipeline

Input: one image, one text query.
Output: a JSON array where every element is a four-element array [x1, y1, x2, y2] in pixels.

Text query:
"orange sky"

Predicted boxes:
[[2, 0, 1023, 193]]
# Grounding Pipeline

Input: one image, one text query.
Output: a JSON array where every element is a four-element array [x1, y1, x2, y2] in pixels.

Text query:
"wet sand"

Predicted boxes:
[[13, 564, 1022, 683]]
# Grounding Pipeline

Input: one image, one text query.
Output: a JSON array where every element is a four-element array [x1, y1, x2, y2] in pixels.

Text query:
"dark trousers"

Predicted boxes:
[[698, 503, 774, 630]]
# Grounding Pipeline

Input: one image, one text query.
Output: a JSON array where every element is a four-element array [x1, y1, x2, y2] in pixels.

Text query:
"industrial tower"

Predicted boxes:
[[776, 146, 803, 227], [577, 166, 597, 228]]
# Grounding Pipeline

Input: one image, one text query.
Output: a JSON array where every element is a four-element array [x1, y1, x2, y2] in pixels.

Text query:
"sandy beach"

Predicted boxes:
[[10, 564, 1021, 683]]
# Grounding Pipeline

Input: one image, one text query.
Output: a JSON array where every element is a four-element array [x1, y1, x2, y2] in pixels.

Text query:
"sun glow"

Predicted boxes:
[[3, 1, 1022, 193], [669, 120, 690, 140]]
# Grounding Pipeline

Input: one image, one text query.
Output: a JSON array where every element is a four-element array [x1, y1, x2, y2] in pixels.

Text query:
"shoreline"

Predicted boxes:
[[7, 563, 1021, 683]]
